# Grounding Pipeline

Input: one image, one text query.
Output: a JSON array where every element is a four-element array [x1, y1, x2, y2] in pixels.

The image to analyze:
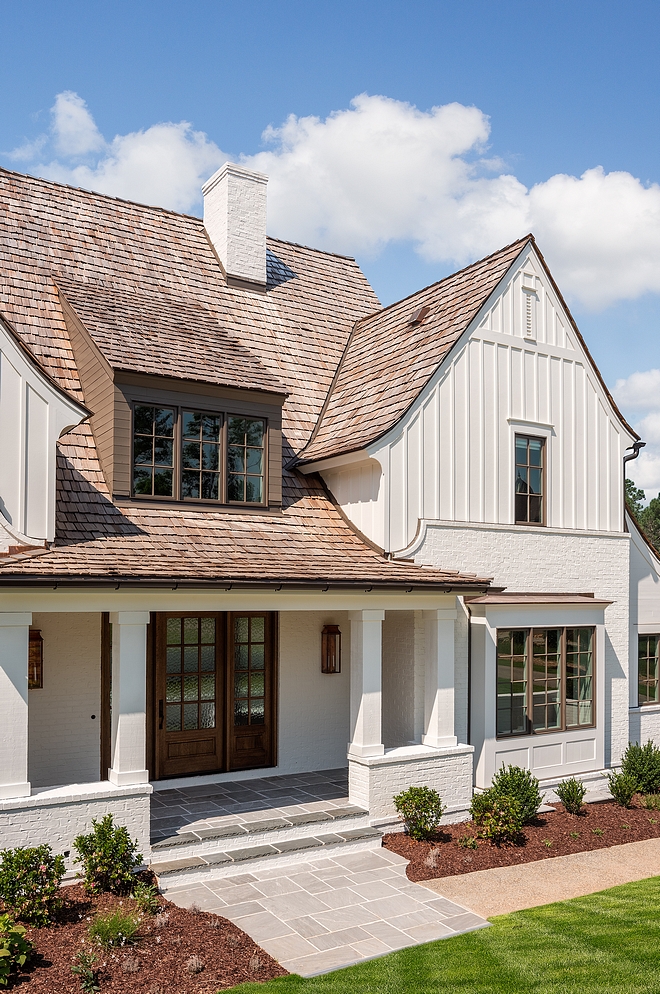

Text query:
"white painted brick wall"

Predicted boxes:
[[203, 163, 267, 285], [382, 611, 414, 747], [29, 613, 101, 788], [277, 611, 351, 772], [349, 746, 474, 821], [415, 521, 631, 767], [630, 706, 660, 748], [0, 785, 151, 868]]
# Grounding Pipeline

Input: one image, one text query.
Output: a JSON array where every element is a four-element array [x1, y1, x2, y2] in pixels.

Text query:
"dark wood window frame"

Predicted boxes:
[[130, 401, 268, 507], [515, 434, 546, 526], [639, 634, 660, 706], [496, 626, 596, 738]]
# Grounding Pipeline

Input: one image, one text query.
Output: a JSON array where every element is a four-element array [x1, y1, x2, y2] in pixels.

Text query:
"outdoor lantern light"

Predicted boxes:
[[321, 624, 341, 674], [28, 629, 43, 689]]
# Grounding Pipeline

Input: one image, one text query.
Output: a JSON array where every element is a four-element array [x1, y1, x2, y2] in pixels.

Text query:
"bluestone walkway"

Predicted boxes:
[[163, 847, 488, 976]]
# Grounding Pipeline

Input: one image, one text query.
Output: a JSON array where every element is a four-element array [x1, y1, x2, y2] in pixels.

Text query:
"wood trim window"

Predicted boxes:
[[131, 403, 266, 505], [639, 635, 660, 705], [497, 626, 595, 737], [515, 435, 545, 525]]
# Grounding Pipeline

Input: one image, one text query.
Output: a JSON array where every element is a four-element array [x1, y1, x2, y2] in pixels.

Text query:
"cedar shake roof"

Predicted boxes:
[[299, 237, 531, 463], [0, 167, 489, 589]]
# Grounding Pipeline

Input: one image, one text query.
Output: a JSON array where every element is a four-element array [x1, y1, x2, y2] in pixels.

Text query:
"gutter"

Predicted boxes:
[[0, 575, 491, 593]]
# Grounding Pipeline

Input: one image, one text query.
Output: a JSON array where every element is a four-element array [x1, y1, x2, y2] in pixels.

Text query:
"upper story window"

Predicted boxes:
[[132, 404, 265, 504], [639, 635, 659, 706], [497, 626, 594, 737], [515, 435, 545, 525]]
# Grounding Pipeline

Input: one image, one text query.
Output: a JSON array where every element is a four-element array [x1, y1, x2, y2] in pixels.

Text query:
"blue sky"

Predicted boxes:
[[2, 0, 660, 492]]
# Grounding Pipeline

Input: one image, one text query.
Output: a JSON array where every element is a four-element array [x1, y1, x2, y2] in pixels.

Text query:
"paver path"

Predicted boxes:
[[163, 847, 488, 976], [420, 837, 660, 918]]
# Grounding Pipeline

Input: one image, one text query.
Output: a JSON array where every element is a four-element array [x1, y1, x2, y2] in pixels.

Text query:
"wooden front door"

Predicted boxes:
[[154, 612, 276, 779]]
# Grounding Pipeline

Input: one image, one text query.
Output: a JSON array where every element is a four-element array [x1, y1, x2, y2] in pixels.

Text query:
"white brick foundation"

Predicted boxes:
[[629, 705, 660, 748], [0, 782, 152, 869], [349, 744, 474, 823]]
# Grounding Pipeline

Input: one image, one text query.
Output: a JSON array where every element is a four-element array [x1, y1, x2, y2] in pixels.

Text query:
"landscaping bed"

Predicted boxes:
[[383, 799, 660, 882], [6, 880, 287, 993]]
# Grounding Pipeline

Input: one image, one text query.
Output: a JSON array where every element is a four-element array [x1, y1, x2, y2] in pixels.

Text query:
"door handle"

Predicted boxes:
[[159, 699, 164, 730]]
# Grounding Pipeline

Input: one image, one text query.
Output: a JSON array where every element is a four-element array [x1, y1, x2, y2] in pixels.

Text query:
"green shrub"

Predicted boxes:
[[393, 786, 445, 841], [621, 741, 660, 794], [490, 765, 542, 824], [0, 845, 65, 926], [132, 880, 160, 915], [555, 777, 587, 815], [469, 789, 495, 824], [608, 770, 637, 808], [476, 795, 524, 846], [0, 913, 32, 986], [457, 835, 478, 850], [74, 814, 142, 895], [643, 793, 660, 810], [71, 950, 100, 992], [88, 908, 141, 948]]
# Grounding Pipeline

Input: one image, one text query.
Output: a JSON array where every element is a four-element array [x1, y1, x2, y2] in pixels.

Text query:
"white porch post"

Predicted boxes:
[[348, 610, 385, 758], [108, 612, 150, 786], [422, 607, 458, 748], [0, 613, 32, 798]]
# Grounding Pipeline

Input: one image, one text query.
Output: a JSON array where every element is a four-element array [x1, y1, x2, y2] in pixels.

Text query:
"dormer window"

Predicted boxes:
[[131, 404, 266, 505]]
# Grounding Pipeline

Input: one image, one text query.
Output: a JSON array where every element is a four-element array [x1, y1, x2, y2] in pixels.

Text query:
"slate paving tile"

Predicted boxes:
[[360, 894, 425, 919], [361, 920, 415, 949], [286, 915, 330, 939], [194, 824, 249, 840], [311, 887, 365, 910], [403, 921, 456, 942], [310, 904, 379, 930], [442, 912, 490, 932], [260, 892, 332, 920], [232, 911, 296, 942], [283, 946, 364, 976], [253, 876, 304, 898], [218, 900, 266, 919], [276, 838, 324, 853], [259, 933, 321, 963], [228, 845, 278, 861], [308, 926, 372, 951]]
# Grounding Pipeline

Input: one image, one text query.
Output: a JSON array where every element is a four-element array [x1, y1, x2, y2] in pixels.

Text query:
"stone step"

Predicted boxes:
[[152, 825, 383, 890], [150, 805, 370, 862]]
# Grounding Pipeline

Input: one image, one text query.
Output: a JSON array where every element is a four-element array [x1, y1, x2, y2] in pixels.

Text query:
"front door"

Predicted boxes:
[[154, 612, 276, 779]]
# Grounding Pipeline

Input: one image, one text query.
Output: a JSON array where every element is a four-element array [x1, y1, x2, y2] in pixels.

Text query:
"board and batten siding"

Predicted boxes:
[[323, 246, 635, 553]]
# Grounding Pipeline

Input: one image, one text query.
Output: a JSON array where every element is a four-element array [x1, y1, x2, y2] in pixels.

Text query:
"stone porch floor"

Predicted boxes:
[[150, 768, 352, 842], [163, 846, 488, 976]]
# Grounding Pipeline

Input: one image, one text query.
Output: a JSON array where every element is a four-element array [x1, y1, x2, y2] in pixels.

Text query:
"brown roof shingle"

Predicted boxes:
[[299, 237, 531, 463]]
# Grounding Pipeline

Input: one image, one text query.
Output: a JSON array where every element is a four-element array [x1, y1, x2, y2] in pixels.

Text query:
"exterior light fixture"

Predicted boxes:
[[321, 624, 341, 674], [28, 629, 43, 689]]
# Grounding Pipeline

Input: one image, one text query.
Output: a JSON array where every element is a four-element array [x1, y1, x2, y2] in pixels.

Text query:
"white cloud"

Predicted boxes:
[[613, 369, 660, 409], [8, 91, 660, 309], [51, 91, 105, 156]]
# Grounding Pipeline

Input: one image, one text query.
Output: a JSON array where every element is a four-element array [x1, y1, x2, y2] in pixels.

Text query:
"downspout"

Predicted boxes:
[[622, 441, 646, 531], [465, 598, 472, 746]]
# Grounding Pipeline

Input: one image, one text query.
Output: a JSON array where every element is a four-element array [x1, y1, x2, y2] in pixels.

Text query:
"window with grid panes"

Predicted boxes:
[[133, 405, 175, 496], [181, 411, 222, 500], [515, 435, 544, 524], [497, 627, 594, 736], [639, 635, 660, 705], [165, 617, 216, 732], [233, 616, 266, 726], [227, 417, 265, 503]]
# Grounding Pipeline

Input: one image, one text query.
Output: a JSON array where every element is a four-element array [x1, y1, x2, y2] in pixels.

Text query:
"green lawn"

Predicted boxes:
[[227, 876, 660, 994]]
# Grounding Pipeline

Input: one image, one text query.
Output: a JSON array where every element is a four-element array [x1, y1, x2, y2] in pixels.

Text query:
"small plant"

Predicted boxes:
[[643, 793, 660, 810], [649, 817, 658, 825], [0, 913, 32, 987], [592, 827, 604, 837], [621, 740, 660, 794], [622, 823, 631, 830], [458, 835, 478, 850], [555, 777, 587, 815], [607, 770, 637, 808], [74, 814, 142, 895], [88, 908, 141, 948], [474, 794, 524, 846], [71, 950, 100, 993], [122, 954, 141, 974], [569, 831, 580, 839], [0, 844, 65, 926], [132, 880, 160, 915], [393, 786, 445, 841], [543, 839, 553, 848], [490, 765, 542, 824], [186, 955, 204, 974]]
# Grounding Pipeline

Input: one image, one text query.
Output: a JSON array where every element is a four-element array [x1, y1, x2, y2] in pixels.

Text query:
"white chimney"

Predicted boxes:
[[202, 162, 268, 287]]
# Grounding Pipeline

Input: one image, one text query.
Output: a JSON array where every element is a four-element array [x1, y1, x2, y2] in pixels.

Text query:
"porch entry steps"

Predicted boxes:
[[152, 826, 384, 888]]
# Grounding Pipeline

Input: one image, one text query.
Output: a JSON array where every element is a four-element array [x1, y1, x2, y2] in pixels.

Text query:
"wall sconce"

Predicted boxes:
[[321, 624, 341, 674], [28, 629, 43, 689]]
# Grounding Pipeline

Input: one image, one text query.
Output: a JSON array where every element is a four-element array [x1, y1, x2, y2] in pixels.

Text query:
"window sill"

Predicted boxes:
[[630, 703, 660, 714], [114, 496, 280, 513]]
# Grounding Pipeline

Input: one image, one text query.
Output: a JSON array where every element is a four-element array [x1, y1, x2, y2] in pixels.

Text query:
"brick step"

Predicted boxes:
[[152, 826, 383, 890], [150, 805, 370, 862]]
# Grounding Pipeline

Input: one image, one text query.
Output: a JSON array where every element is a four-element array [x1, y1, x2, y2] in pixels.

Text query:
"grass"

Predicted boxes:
[[227, 877, 660, 994]]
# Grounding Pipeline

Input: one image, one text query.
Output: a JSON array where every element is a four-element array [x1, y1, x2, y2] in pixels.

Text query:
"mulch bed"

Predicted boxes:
[[6, 877, 287, 993], [384, 798, 660, 882]]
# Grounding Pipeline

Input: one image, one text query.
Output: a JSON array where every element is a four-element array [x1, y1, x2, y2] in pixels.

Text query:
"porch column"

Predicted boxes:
[[422, 608, 458, 748], [0, 613, 32, 798], [108, 612, 150, 786], [348, 610, 385, 758]]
